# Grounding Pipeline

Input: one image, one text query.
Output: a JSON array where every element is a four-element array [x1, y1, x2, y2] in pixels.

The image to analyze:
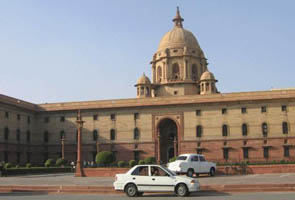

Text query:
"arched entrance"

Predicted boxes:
[[157, 118, 178, 163]]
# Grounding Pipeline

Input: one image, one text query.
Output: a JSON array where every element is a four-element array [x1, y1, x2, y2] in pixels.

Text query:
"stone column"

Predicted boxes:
[[173, 137, 178, 157], [75, 110, 85, 177]]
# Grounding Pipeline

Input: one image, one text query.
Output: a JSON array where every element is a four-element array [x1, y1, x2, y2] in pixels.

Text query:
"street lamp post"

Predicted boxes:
[[157, 129, 161, 164], [75, 110, 85, 177], [61, 136, 65, 160]]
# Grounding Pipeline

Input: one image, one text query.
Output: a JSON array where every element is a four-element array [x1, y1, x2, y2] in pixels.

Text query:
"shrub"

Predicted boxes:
[[26, 163, 32, 168], [117, 161, 126, 168], [144, 157, 156, 164], [56, 158, 66, 167], [15, 165, 20, 169], [129, 160, 137, 168], [138, 160, 145, 165], [169, 156, 177, 163], [44, 159, 54, 168], [4, 163, 12, 169], [95, 151, 116, 167]]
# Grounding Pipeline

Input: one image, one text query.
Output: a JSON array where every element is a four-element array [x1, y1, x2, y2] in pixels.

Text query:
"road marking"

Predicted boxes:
[[279, 174, 290, 178]]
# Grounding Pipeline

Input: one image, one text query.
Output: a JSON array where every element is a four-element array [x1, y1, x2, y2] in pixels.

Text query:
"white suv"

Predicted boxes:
[[167, 154, 216, 177]]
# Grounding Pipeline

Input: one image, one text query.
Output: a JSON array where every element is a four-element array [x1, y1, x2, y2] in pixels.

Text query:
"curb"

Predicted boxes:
[[0, 183, 295, 194]]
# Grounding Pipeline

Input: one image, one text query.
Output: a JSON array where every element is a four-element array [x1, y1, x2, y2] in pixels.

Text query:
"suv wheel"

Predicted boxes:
[[125, 184, 137, 197], [210, 168, 215, 177], [186, 169, 194, 177], [176, 183, 188, 197]]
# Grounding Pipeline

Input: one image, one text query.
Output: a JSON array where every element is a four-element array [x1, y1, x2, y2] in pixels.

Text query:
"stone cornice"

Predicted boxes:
[[37, 89, 295, 112]]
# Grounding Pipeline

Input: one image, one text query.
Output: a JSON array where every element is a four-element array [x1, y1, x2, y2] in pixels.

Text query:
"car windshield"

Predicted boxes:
[[176, 156, 187, 161], [161, 166, 177, 176]]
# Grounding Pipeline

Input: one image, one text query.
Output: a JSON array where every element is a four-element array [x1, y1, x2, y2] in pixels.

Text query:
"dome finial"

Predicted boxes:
[[173, 6, 184, 28]]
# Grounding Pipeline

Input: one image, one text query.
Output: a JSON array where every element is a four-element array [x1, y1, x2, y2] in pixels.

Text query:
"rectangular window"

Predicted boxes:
[[93, 114, 98, 120], [17, 114, 21, 120], [196, 110, 201, 116], [17, 152, 20, 164], [261, 106, 267, 113], [284, 146, 290, 157], [27, 152, 31, 163], [60, 116, 65, 122], [222, 108, 227, 114], [243, 148, 249, 159], [110, 114, 116, 121], [5, 111, 9, 119], [281, 105, 287, 112], [27, 116, 31, 124], [241, 107, 247, 114], [44, 117, 49, 123], [134, 113, 139, 120], [223, 148, 229, 160], [263, 147, 269, 158]]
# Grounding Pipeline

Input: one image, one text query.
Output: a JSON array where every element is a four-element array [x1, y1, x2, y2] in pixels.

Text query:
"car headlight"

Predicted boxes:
[[190, 180, 195, 184]]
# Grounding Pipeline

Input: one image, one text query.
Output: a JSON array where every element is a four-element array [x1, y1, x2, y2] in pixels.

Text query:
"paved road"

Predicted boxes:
[[1, 192, 295, 200], [1, 173, 295, 186]]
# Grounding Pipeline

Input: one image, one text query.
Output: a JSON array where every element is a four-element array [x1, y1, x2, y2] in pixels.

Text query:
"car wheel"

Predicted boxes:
[[176, 183, 188, 197], [137, 192, 144, 197], [125, 184, 137, 197], [186, 169, 194, 177], [210, 168, 215, 177]]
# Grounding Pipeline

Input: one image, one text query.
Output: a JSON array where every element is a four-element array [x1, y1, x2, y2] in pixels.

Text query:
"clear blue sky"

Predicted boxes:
[[1, 0, 294, 104]]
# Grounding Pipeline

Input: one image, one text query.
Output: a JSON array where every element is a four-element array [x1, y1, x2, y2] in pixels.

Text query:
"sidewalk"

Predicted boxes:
[[0, 173, 295, 194]]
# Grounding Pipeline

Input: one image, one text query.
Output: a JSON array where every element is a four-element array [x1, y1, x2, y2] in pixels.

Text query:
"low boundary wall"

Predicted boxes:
[[81, 164, 295, 177]]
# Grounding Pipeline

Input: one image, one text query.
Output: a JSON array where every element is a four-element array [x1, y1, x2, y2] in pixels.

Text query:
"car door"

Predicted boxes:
[[191, 155, 201, 173], [199, 155, 209, 173], [147, 166, 175, 192], [130, 166, 151, 191]]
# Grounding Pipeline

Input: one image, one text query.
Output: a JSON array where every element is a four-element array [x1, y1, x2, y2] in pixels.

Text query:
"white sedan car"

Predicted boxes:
[[114, 164, 200, 197]]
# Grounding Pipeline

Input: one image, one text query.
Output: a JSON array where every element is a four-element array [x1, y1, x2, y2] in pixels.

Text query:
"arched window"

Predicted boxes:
[[192, 64, 198, 80], [206, 83, 209, 91], [157, 66, 162, 82], [201, 83, 204, 92], [140, 87, 144, 95], [60, 130, 65, 139], [222, 125, 228, 137], [172, 63, 180, 80], [110, 129, 116, 140], [16, 129, 20, 141], [44, 131, 49, 143], [134, 128, 140, 140], [262, 123, 268, 137], [137, 87, 139, 95], [4, 127, 9, 141], [242, 124, 248, 136], [282, 122, 288, 134], [196, 125, 202, 137], [93, 129, 98, 141], [26, 130, 31, 143]]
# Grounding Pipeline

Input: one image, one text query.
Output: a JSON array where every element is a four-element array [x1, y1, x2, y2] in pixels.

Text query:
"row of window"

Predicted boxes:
[[3, 111, 31, 123], [3, 127, 31, 142], [196, 122, 290, 137], [195, 105, 288, 116], [223, 146, 291, 160], [43, 113, 140, 124], [41, 128, 141, 143]]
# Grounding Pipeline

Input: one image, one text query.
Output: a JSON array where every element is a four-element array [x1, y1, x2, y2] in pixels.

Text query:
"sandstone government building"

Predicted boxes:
[[1, 8, 294, 165]]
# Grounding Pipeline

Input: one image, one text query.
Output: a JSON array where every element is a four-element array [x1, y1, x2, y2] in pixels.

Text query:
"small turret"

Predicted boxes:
[[135, 73, 152, 98], [199, 70, 218, 95]]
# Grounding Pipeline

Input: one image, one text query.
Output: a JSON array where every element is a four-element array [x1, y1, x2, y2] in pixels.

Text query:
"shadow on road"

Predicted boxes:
[[140, 190, 230, 198]]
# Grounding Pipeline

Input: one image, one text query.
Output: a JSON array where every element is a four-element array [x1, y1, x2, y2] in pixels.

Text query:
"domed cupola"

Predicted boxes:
[[150, 7, 210, 97], [199, 70, 218, 95], [135, 73, 152, 98]]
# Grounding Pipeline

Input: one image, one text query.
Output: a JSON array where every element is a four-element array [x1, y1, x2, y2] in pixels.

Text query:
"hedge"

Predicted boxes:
[[96, 151, 116, 167]]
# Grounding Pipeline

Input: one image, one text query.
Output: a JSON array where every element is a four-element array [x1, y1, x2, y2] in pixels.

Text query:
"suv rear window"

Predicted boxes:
[[176, 156, 187, 161]]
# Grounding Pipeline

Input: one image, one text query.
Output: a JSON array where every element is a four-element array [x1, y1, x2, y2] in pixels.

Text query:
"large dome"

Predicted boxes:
[[157, 27, 201, 52]]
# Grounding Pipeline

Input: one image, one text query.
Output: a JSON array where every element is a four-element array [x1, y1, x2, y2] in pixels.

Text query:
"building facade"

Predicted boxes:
[[0, 9, 294, 165]]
